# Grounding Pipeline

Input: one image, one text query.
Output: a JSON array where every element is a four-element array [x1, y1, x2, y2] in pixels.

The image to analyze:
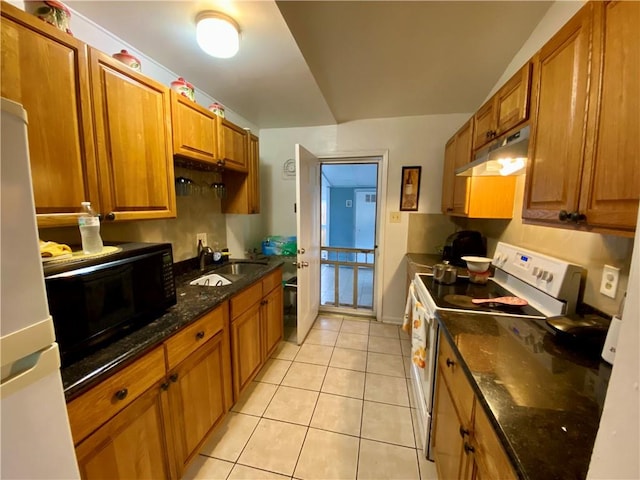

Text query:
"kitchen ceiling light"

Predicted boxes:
[[196, 11, 240, 59]]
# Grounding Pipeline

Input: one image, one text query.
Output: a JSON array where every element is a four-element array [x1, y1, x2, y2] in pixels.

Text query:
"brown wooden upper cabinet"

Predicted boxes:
[[1, 3, 177, 226], [89, 48, 176, 222], [441, 118, 515, 219], [222, 132, 260, 214], [473, 63, 532, 151], [1, 3, 99, 228], [248, 133, 261, 214], [523, 1, 639, 235], [442, 119, 473, 215], [217, 117, 248, 172], [170, 91, 218, 165]]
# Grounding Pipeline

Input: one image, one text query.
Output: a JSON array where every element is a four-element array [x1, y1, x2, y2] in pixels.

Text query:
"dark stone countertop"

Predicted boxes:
[[61, 259, 284, 401], [437, 310, 612, 480]]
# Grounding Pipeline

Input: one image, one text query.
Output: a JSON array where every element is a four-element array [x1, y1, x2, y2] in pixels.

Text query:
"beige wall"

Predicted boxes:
[[406, 214, 459, 255], [259, 113, 470, 323], [39, 166, 228, 263]]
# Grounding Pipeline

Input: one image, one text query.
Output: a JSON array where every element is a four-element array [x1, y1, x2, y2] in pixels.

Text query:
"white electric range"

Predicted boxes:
[[408, 242, 584, 460]]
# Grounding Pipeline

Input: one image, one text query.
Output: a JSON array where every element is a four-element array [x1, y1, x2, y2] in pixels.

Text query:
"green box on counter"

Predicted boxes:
[[261, 236, 297, 256]]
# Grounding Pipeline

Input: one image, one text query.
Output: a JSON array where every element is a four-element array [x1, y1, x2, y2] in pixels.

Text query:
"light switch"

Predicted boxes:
[[389, 212, 401, 223]]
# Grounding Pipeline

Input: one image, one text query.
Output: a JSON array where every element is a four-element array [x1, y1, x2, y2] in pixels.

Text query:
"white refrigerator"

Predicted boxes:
[[0, 98, 80, 479]]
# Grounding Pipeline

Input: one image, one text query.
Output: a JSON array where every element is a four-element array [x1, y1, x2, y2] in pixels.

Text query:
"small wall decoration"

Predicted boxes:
[[400, 166, 421, 211], [282, 159, 296, 179]]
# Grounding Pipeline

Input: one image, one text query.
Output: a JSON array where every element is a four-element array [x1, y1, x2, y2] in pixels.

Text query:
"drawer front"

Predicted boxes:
[[262, 268, 282, 294], [438, 335, 474, 423], [230, 282, 262, 319], [67, 346, 165, 445], [165, 303, 227, 370]]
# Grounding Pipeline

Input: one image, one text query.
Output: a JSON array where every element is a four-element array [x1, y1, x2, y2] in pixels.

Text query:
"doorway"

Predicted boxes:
[[319, 161, 380, 316]]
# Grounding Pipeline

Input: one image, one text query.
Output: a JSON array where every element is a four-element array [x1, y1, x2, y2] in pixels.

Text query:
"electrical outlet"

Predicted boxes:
[[390, 212, 401, 223], [196, 233, 208, 246], [599, 264, 620, 299]]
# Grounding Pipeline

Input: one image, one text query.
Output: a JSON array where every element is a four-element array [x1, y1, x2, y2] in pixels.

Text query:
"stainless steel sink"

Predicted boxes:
[[190, 262, 267, 286], [213, 262, 267, 276]]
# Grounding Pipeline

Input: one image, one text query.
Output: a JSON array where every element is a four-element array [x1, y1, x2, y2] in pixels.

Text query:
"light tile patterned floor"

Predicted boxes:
[[183, 314, 439, 480]]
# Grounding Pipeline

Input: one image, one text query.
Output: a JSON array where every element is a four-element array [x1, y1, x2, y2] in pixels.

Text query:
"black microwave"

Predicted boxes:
[[44, 242, 176, 366]]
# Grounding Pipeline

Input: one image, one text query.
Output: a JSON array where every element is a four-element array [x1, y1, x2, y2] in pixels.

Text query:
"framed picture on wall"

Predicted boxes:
[[400, 166, 421, 211]]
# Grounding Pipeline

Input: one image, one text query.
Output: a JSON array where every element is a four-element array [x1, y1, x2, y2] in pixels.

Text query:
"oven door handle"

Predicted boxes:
[[408, 282, 432, 351], [409, 283, 432, 327]]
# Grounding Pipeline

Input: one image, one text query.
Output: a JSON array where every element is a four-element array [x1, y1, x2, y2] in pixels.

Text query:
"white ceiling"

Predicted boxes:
[[69, 1, 552, 129]]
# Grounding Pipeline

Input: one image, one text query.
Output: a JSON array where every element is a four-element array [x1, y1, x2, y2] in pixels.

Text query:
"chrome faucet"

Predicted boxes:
[[199, 245, 213, 272]]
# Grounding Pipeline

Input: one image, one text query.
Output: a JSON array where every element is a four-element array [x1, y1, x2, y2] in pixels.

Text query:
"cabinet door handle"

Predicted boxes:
[[570, 211, 586, 223], [160, 382, 170, 391], [459, 426, 470, 438], [558, 210, 570, 222], [446, 358, 455, 368], [169, 373, 179, 383], [464, 442, 475, 454], [196, 331, 205, 340], [105, 212, 116, 221], [114, 388, 128, 401]]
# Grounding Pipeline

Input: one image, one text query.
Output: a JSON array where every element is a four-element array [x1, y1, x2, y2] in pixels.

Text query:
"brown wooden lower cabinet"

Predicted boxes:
[[263, 282, 283, 357], [169, 330, 232, 477], [230, 268, 283, 399], [433, 332, 516, 480], [69, 270, 283, 479], [471, 399, 517, 480], [74, 378, 176, 480], [231, 300, 263, 399], [432, 369, 468, 480], [69, 303, 231, 480]]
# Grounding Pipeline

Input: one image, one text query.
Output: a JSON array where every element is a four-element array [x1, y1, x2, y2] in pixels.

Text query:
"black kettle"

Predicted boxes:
[[442, 231, 486, 267]]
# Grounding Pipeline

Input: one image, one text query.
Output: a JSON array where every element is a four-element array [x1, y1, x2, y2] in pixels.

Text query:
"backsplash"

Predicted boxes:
[[407, 213, 459, 255], [38, 167, 227, 263]]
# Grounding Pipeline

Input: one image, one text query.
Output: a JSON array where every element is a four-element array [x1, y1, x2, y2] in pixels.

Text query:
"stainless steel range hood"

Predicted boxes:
[[456, 125, 530, 177]]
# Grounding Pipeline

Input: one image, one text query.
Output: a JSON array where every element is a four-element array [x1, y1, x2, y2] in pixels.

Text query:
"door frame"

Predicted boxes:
[[317, 150, 389, 322]]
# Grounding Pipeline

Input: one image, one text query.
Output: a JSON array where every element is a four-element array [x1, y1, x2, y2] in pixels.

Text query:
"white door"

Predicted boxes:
[[296, 144, 321, 344], [354, 189, 376, 249]]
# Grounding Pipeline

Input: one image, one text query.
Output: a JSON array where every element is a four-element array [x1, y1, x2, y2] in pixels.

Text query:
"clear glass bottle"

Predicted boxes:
[[78, 201, 103, 254]]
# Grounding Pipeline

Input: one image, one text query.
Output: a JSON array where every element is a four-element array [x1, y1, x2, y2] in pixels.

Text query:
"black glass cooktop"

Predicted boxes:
[[418, 275, 546, 318]]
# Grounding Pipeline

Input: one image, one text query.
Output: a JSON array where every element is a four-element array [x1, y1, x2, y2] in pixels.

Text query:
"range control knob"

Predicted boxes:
[[542, 271, 553, 282], [532, 266, 541, 277], [494, 253, 504, 266]]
